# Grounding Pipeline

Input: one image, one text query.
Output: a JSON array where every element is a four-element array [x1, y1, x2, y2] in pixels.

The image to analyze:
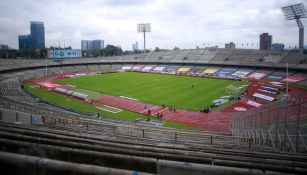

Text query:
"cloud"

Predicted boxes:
[[0, 0, 306, 50], [101, 0, 154, 7]]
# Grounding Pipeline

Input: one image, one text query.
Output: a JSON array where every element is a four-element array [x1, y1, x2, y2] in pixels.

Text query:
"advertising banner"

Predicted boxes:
[[247, 72, 267, 79], [153, 66, 166, 71], [203, 69, 219, 74], [232, 71, 251, 78], [177, 68, 191, 72], [281, 76, 306, 83], [121, 65, 133, 70], [141, 65, 155, 71], [218, 70, 233, 77], [253, 93, 275, 101], [48, 49, 82, 58], [265, 74, 285, 81]]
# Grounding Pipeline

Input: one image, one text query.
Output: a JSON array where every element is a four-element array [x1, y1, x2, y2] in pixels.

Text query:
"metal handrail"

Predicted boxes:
[[268, 130, 277, 151], [286, 130, 296, 152], [298, 130, 307, 151]]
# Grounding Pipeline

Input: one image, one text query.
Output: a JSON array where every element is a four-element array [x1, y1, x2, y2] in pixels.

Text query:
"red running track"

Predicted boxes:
[[98, 96, 233, 133]]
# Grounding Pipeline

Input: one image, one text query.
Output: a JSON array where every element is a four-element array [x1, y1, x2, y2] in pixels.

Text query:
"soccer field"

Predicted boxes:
[[57, 72, 247, 111]]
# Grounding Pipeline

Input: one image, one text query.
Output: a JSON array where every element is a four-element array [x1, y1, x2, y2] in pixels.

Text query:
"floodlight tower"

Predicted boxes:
[[137, 23, 151, 53], [281, 3, 307, 54]]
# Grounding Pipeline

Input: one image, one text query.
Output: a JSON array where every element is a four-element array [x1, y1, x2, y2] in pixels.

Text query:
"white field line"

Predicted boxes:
[[103, 105, 122, 111], [119, 96, 138, 101], [96, 106, 122, 113], [66, 84, 76, 87]]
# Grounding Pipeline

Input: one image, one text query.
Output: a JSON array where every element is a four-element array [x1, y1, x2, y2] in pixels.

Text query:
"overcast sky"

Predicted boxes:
[[0, 0, 306, 50]]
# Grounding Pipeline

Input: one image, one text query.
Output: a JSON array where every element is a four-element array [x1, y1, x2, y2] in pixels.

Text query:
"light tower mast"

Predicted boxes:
[[282, 3, 307, 54], [137, 23, 151, 53]]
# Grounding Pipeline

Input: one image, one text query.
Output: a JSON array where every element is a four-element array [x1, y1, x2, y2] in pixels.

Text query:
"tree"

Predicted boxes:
[[173, 47, 180, 51], [103, 45, 123, 56], [154, 47, 160, 52], [39, 48, 48, 58]]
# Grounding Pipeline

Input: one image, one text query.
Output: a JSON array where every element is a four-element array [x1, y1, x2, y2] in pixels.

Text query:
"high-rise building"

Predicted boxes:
[[18, 21, 45, 50], [30, 21, 45, 49], [0, 44, 9, 50], [259, 33, 272, 50], [271, 43, 285, 52], [18, 35, 31, 50], [81, 40, 89, 50], [132, 42, 138, 51], [81, 40, 104, 50], [225, 42, 235, 49], [92, 40, 104, 50]]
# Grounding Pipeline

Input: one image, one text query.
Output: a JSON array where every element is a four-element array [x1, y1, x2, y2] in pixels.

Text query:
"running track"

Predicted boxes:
[[98, 96, 233, 133]]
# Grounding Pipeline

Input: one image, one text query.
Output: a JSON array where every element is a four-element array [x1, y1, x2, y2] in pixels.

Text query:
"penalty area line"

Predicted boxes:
[[96, 106, 122, 113]]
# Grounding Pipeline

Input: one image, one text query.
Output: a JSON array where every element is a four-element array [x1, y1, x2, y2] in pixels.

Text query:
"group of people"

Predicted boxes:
[[200, 107, 210, 114], [169, 107, 176, 113], [145, 103, 178, 119], [156, 112, 163, 119]]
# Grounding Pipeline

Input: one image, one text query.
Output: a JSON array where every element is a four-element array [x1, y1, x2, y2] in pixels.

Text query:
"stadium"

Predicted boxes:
[[1, 46, 307, 174], [1, 1, 307, 175]]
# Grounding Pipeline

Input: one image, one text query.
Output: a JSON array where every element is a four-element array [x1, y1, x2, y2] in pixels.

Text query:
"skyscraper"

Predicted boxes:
[[81, 40, 104, 50], [132, 42, 138, 51], [30, 21, 45, 49], [271, 43, 285, 52], [18, 21, 45, 50], [18, 35, 31, 50], [259, 33, 272, 50]]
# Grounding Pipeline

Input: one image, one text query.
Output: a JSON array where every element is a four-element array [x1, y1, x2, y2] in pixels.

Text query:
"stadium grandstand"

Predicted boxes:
[[1, 48, 307, 174]]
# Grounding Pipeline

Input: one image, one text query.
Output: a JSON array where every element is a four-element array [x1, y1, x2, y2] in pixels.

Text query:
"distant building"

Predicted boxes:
[[225, 42, 235, 49], [81, 40, 104, 50], [260, 33, 272, 50], [132, 42, 138, 51], [0, 44, 9, 50], [18, 35, 31, 50], [271, 43, 284, 52], [18, 21, 45, 50], [30, 21, 45, 49]]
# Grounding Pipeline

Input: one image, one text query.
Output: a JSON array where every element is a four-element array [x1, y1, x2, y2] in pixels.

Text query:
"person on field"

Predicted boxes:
[[147, 109, 151, 115]]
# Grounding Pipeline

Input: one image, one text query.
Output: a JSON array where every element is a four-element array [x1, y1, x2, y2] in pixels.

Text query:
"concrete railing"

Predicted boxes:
[[0, 151, 153, 175], [0, 122, 306, 174]]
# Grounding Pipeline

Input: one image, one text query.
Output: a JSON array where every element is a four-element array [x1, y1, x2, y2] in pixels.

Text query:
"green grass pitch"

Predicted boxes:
[[57, 72, 247, 111]]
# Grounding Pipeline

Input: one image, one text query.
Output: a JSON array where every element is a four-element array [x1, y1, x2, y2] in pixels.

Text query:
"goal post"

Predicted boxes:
[[226, 85, 240, 98]]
